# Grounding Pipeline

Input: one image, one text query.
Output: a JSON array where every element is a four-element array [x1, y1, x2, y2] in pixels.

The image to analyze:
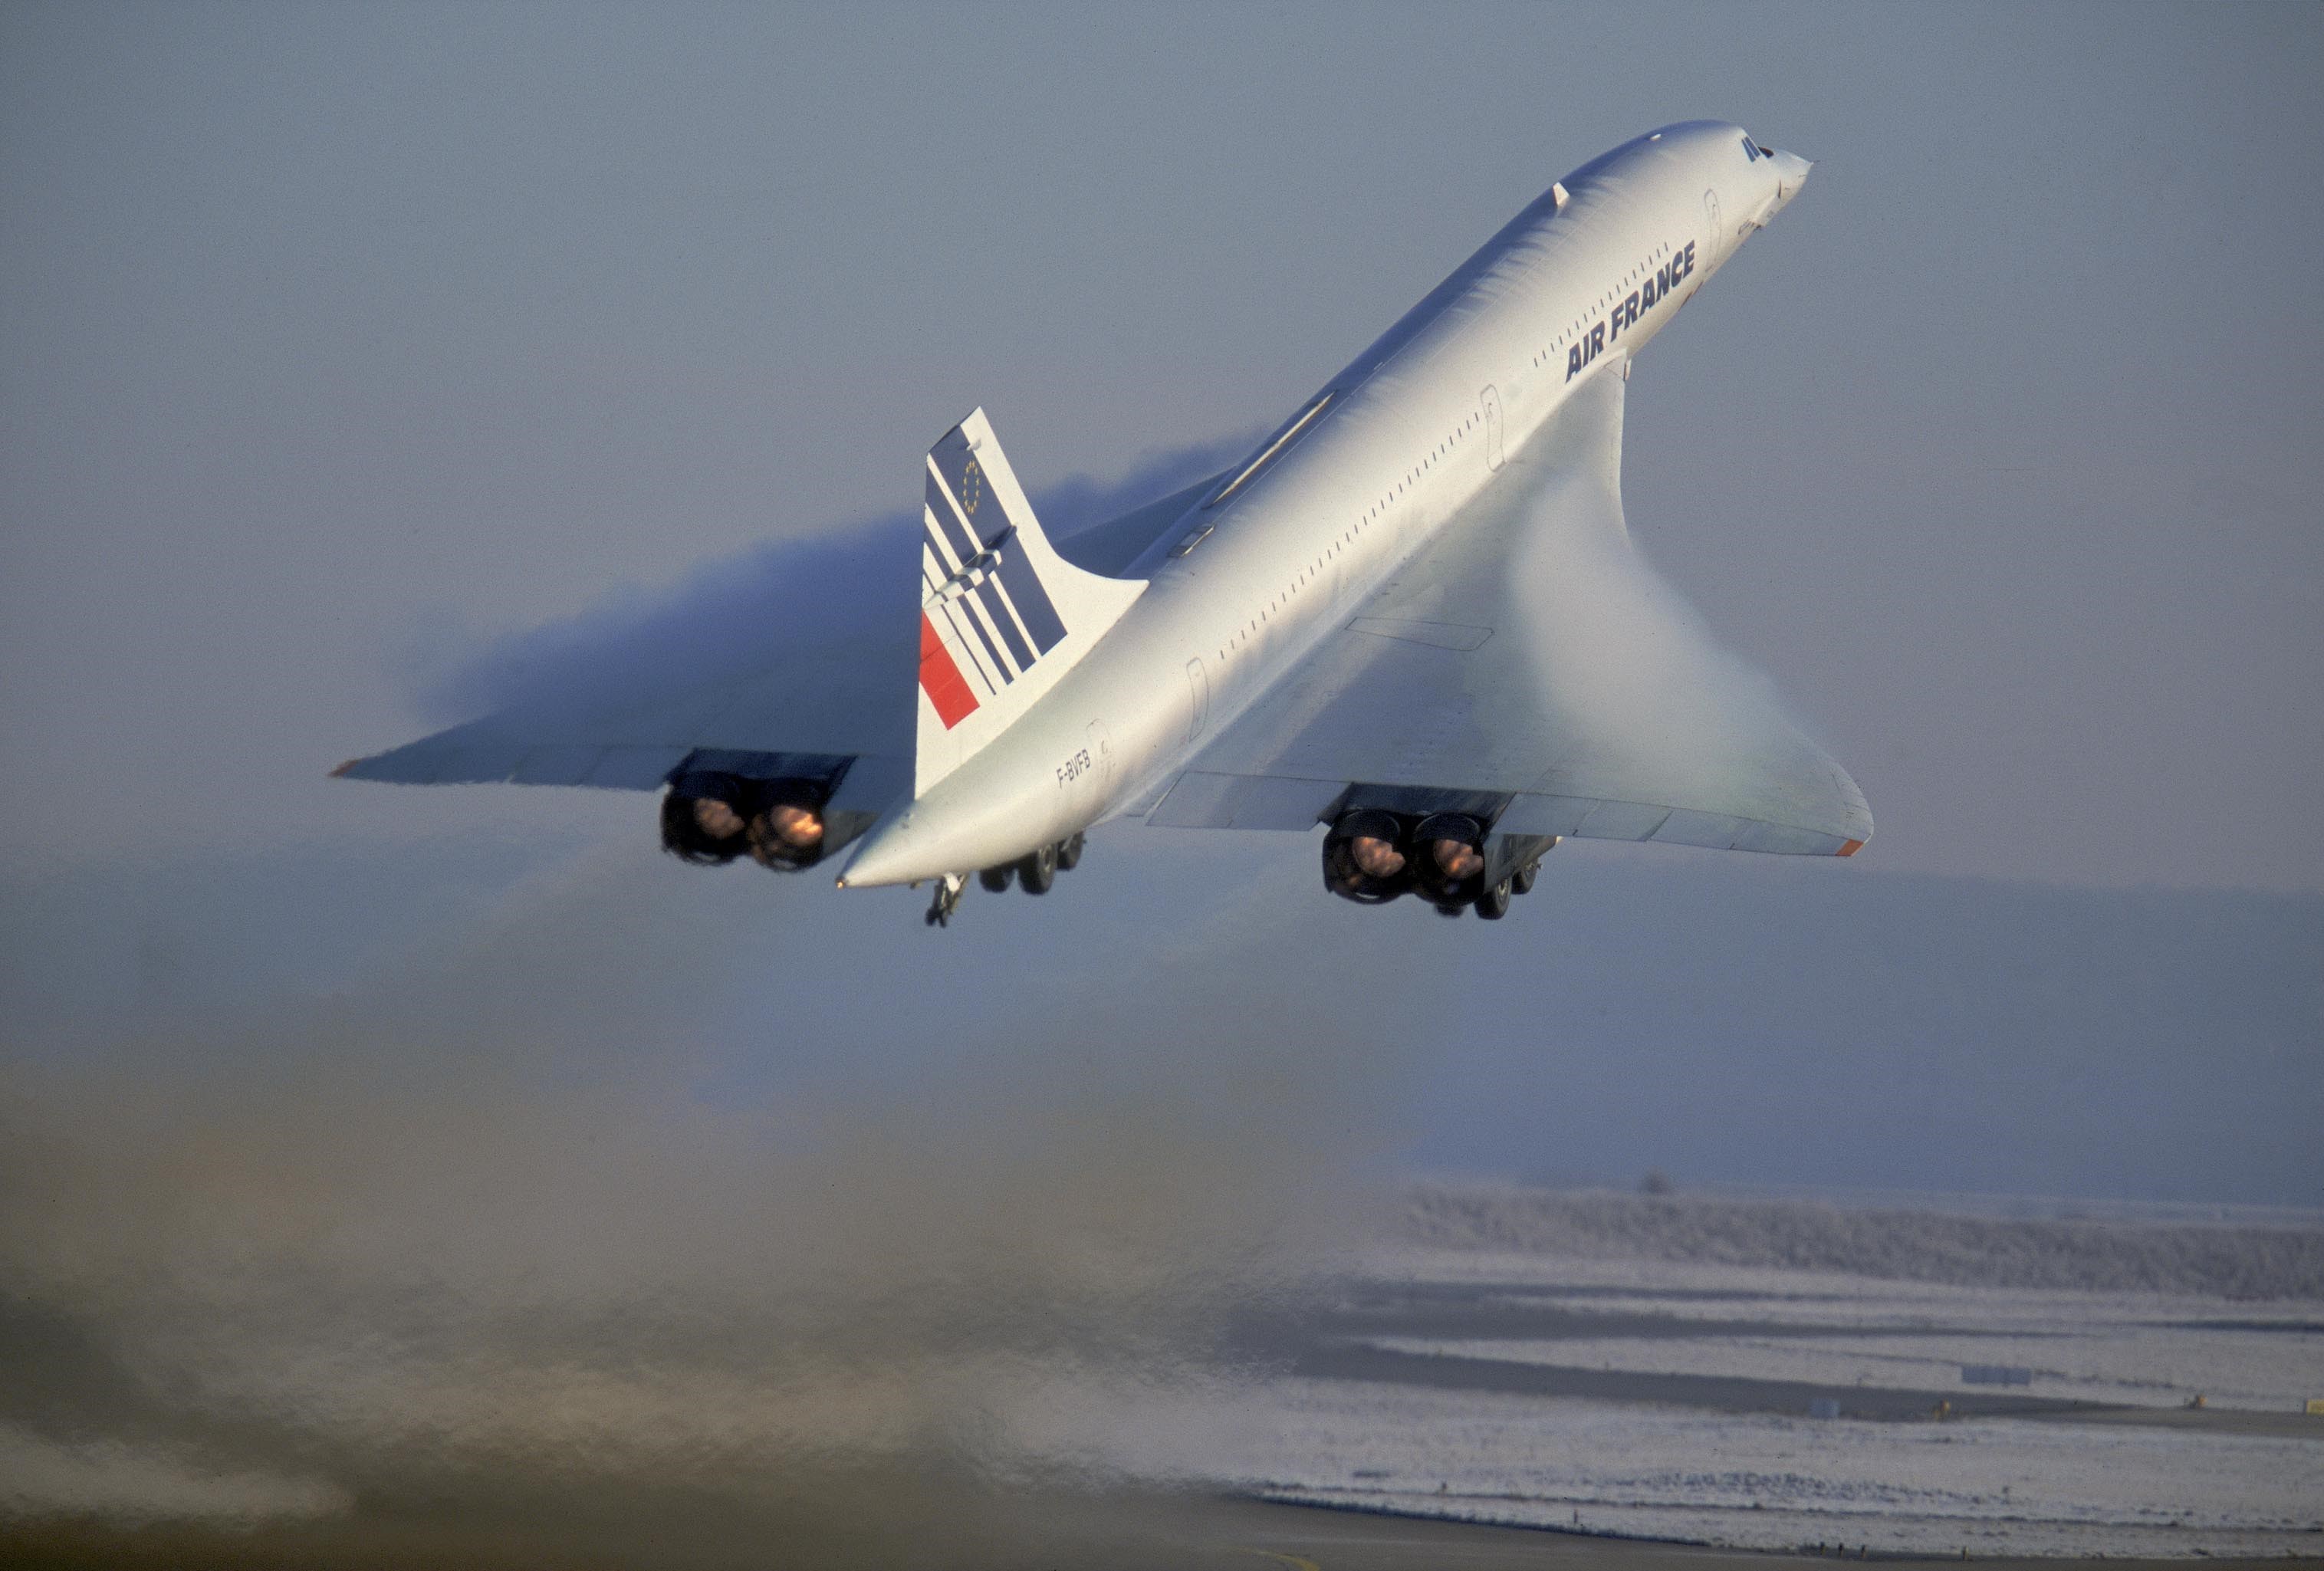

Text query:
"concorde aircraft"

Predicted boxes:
[[337, 122, 1870, 926]]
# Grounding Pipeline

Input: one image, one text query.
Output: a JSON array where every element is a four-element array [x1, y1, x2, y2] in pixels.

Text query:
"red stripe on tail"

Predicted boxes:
[[919, 613, 980, 730]]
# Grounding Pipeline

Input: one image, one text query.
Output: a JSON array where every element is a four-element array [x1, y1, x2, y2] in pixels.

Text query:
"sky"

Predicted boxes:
[[6, 2, 2323, 890], [3, 4, 2322, 1204]]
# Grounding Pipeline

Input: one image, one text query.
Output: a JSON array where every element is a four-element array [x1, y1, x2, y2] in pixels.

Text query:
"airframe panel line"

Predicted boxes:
[[932, 575, 1002, 697], [924, 527, 1012, 686], [927, 463, 1039, 672], [953, 569, 1025, 682], [923, 546, 1002, 694], [923, 458, 981, 563], [926, 450, 1057, 665]]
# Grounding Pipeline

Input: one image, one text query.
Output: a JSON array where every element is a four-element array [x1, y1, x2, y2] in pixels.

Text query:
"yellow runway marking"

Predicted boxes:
[[1232, 1550, 1323, 1571]]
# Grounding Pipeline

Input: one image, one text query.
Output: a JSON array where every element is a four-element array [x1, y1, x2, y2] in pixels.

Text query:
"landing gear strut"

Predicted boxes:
[[923, 872, 966, 928]]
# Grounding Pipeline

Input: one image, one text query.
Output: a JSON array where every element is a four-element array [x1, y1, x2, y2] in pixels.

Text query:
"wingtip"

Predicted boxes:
[[329, 758, 359, 779]]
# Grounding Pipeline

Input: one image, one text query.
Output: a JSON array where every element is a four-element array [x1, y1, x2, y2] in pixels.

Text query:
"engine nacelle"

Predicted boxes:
[[661, 771, 833, 871], [1322, 808, 1415, 903], [1411, 812, 1488, 912], [1323, 800, 1560, 916]]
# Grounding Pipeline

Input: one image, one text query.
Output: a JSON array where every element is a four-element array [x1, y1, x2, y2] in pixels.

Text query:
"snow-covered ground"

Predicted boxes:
[[1243, 1379, 2322, 1559], [1195, 1190, 2324, 1558]]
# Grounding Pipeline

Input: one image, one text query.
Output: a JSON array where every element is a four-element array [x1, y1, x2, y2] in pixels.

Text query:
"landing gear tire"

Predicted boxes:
[[1018, 842, 1057, 895], [978, 865, 1014, 893], [1476, 879, 1513, 920], [1511, 863, 1538, 896], [1057, 831, 1085, 871]]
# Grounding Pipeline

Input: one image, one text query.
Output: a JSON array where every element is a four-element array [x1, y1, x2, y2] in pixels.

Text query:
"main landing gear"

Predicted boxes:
[[927, 833, 1087, 926]]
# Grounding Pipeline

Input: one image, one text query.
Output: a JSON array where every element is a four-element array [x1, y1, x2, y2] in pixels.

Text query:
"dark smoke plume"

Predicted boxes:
[[1, 833, 1396, 1569]]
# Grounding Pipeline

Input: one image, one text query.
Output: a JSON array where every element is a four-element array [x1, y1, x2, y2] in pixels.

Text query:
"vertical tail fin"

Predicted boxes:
[[915, 409, 1145, 797]]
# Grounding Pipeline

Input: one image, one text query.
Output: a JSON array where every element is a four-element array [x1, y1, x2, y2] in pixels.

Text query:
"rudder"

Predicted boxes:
[[915, 409, 1145, 796]]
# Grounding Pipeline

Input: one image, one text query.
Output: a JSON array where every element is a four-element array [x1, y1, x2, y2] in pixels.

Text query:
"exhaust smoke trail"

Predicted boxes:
[[406, 435, 1253, 735], [2, 435, 1396, 1566], [0, 831, 1399, 1568]]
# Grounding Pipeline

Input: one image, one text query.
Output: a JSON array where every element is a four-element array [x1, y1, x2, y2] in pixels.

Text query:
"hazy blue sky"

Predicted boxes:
[[3, 3, 2319, 1208], [5, 1, 2321, 889]]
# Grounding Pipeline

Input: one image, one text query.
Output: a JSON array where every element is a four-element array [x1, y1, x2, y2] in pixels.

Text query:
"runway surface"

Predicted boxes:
[[1155, 1496, 2316, 1571], [5, 1189, 2317, 1566], [8, 1492, 2310, 1571]]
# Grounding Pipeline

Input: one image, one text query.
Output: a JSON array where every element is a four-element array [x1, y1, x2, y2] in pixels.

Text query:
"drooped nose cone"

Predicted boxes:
[[1769, 149, 1814, 211]]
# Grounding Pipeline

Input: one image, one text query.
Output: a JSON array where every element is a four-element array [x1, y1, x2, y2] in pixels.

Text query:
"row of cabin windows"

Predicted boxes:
[[1212, 223, 1703, 656], [1208, 235, 1684, 656], [1527, 241, 1673, 373], [1216, 406, 1487, 662]]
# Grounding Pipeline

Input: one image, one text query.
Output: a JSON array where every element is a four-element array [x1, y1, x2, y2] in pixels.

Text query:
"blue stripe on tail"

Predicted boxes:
[[929, 431, 1067, 659]]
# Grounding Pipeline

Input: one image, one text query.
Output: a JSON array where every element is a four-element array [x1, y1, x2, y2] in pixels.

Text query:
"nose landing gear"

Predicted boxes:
[[924, 873, 967, 928]]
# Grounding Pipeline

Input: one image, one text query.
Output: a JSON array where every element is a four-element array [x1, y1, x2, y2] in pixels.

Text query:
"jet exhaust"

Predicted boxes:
[[1412, 813, 1487, 912], [1323, 809, 1415, 904], [1323, 807, 1559, 918], [661, 772, 831, 871]]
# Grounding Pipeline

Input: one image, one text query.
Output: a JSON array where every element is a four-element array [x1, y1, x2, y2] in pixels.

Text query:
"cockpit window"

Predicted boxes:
[[1741, 135, 1760, 162]]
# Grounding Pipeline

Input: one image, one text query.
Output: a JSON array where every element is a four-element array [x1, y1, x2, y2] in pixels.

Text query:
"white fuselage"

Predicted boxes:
[[841, 122, 1810, 887]]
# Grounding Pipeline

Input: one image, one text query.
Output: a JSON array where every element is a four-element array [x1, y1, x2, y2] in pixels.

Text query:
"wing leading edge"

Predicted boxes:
[[1147, 369, 1872, 856]]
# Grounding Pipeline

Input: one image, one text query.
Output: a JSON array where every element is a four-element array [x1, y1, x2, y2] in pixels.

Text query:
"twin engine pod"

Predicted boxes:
[[1323, 807, 1558, 919], [657, 750, 899, 875], [662, 771, 837, 872]]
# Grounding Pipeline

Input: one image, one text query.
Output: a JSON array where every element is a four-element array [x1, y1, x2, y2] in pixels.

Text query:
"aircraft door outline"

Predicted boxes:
[[1185, 658, 1209, 741], [1481, 386, 1504, 471], [1088, 718, 1115, 794]]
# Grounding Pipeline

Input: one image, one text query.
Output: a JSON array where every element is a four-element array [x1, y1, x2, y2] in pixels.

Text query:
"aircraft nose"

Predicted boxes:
[[1770, 149, 1814, 206]]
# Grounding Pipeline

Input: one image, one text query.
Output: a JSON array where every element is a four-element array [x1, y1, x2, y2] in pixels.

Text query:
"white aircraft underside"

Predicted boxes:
[[337, 122, 1870, 925]]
